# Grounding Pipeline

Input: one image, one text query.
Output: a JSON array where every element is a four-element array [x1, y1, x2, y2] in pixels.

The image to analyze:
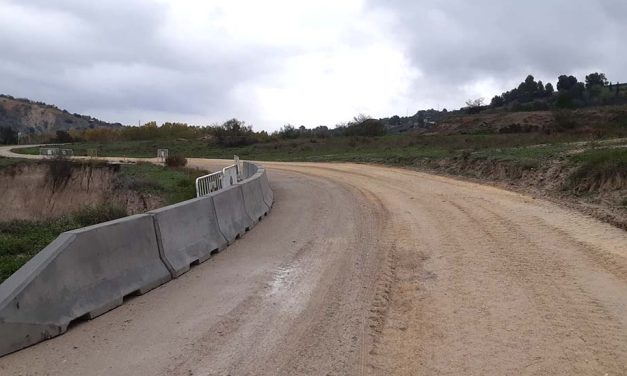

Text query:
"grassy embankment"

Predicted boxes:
[[15, 132, 627, 170], [0, 157, 205, 283], [568, 147, 627, 201], [12, 132, 610, 161]]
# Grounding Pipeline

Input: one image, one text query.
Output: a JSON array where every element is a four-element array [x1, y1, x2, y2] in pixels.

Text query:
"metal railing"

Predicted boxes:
[[234, 155, 242, 179], [195, 157, 243, 198], [195, 171, 224, 197]]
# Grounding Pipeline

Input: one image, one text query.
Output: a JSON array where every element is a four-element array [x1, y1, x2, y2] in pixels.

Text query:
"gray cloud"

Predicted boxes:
[[366, 0, 627, 108], [0, 0, 285, 125], [0, 1, 625, 130]]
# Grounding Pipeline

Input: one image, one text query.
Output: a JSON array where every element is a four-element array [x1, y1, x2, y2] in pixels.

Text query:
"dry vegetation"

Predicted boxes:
[[0, 158, 207, 282]]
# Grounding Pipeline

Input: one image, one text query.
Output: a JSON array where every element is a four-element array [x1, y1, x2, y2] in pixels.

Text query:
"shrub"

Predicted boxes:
[[165, 154, 187, 167], [553, 110, 578, 131], [72, 204, 128, 226], [343, 119, 386, 137]]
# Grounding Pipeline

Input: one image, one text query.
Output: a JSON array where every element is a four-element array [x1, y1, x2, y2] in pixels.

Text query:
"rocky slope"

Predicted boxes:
[[0, 94, 122, 136]]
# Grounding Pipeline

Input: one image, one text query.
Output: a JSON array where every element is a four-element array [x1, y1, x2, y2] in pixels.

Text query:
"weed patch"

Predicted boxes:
[[567, 148, 627, 191], [0, 204, 128, 283]]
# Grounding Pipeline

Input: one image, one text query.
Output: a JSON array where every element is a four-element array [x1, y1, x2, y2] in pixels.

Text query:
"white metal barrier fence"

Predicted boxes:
[[40, 148, 59, 157], [60, 149, 73, 157], [195, 172, 223, 197], [195, 157, 243, 198], [39, 148, 73, 157]]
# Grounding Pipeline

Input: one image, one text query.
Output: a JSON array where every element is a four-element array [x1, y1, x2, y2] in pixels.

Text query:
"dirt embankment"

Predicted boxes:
[[0, 161, 162, 221], [416, 156, 627, 230]]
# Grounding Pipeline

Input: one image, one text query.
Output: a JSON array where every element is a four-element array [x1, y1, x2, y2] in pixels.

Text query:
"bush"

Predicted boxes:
[[553, 110, 578, 131], [343, 119, 386, 137], [213, 118, 256, 147], [55, 130, 74, 143], [72, 204, 128, 226], [165, 154, 187, 167]]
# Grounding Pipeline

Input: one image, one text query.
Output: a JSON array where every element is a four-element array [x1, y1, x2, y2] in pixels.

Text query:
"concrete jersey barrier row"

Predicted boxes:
[[0, 163, 273, 357]]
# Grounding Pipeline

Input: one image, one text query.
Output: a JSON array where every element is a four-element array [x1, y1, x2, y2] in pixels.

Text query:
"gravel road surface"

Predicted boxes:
[[0, 147, 625, 375]]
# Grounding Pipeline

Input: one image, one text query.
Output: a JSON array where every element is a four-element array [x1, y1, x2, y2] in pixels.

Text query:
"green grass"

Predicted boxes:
[[0, 157, 25, 169], [116, 162, 206, 204], [13, 132, 591, 161], [571, 147, 627, 165], [470, 143, 572, 167], [568, 147, 627, 189], [0, 204, 127, 283]]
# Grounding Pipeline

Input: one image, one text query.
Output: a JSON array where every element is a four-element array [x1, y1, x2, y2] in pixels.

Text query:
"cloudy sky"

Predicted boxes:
[[1, 0, 625, 131]]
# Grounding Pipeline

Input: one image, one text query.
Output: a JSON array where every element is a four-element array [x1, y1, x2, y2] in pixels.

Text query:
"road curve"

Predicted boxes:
[[0, 150, 626, 375]]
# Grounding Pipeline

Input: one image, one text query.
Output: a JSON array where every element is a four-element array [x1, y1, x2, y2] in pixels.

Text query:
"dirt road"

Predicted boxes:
[[0, 152, 626, 375]]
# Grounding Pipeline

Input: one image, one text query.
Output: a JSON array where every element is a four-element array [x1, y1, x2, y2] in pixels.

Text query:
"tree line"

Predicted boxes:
[[40, 115, 386, 148], [489, 72, 625, 111]]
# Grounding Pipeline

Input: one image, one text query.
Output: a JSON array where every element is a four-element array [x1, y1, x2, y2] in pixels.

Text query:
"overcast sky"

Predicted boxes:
[[1, 1, 625, 131]]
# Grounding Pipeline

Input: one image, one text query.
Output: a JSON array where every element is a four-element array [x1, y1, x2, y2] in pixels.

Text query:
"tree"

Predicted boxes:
[[311, 125, 330, 138], [277, 124, 299, 139], [465, 98, 485, 107], [490, 95, 505, 107], [537, 80, 545, 96], [585, 72, 608, 89], [389, 115, 401, 126], [344, 117, 385, 137], [465, 98, 485, 114], [213, 118, 255, 147], [55, 130, 73, 143], [545, 82, 555, 95], [523, 75, 538, 96], [557, 75, 578, 91], [352, 113, 371, 124]]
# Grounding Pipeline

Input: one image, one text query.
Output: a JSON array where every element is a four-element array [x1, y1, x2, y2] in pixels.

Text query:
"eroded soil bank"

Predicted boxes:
[[414, 153, 627, 230], [0, 160, 162, 221]]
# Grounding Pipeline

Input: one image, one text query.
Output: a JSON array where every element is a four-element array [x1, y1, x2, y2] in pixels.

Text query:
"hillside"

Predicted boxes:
[[0, 94, 122, 137], [434, 105, 627, 135]]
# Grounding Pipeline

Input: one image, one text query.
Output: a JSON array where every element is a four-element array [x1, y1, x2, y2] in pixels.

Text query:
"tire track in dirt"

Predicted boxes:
[[0, 158, 625, 375]]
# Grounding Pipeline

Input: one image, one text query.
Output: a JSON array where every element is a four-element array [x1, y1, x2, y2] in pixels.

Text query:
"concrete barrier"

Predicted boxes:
[[241, 161, 259, 179], [241, 175, 271, 223], [0, 214, 170, 357], [212, 185, 254, 243], [0, 161, 274, 357], [259, 169, 274, 208], [150, 197, 227, 278]]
